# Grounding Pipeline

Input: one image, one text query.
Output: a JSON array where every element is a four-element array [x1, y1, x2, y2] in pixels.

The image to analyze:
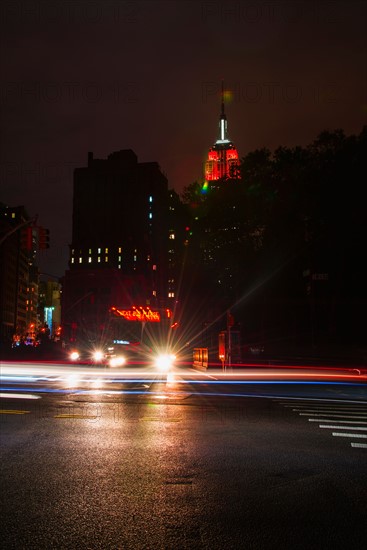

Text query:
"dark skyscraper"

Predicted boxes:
[[62, 150, 168, 342]]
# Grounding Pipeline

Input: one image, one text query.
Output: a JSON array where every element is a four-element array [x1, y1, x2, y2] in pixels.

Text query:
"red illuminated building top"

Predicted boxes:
[[205, 84, 240, 181]]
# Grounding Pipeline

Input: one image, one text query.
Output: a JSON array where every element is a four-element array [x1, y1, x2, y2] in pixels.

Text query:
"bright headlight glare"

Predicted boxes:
[[155, 354, 176, 371], [109, 356, 126, 367], [70, 351, 80, 361], [93, 350, 104, 361]]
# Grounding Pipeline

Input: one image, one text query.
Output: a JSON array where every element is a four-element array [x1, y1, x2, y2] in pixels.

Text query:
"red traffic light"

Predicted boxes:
[[38, 227, 50, 249], [20, 227, 33, 251]]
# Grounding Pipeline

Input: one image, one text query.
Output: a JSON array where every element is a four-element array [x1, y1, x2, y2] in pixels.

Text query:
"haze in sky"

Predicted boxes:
[[1, 0, 365, 277]]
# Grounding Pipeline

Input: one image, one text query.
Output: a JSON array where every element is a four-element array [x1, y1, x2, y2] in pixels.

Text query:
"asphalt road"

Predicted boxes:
[[1, 363, 366, 550]]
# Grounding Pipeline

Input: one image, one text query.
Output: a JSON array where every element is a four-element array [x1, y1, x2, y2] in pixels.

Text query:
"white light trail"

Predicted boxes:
[[0, 393, 41, 400]]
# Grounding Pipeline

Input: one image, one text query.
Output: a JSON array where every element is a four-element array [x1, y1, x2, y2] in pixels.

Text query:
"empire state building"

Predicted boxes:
[[205, 86, 240, 181]]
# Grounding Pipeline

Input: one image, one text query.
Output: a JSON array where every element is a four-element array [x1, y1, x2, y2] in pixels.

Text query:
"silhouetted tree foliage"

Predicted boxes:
[[181, 127, 367, 348]]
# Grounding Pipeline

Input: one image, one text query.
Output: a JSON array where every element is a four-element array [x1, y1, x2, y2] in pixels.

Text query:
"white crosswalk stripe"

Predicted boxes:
[[274, 398, 367, 449]]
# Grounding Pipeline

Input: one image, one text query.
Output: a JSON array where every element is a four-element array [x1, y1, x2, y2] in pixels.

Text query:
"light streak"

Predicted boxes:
[[0, 392, 40, 399]]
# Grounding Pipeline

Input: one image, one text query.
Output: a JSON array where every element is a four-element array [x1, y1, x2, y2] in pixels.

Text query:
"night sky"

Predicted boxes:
[[1, 0, 366, 278]]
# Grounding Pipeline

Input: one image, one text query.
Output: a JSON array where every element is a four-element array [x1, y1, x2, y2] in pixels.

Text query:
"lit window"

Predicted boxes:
[[169, 233, 175, 239], [88, 248, 92, 254], [133, 255, 137, 261], [118, 264, 121, 269], [105, 248, 108, 253], [11, 212, 15, 218], [118, 256, 121, 262], [71, 249, 74, 255], [88, 257, 92, 263], [149, 213, 153, 219], [152, 265, 157, 271], [98, 257, 101, 263], [71, 258, 75, 264], [149, 196, 153, 202], [118, 247, 122, 253], [105, 256, 108, 262], [79, 257, 82, 263], [152, 290, 157, 297], [98, 248, 101, 254]]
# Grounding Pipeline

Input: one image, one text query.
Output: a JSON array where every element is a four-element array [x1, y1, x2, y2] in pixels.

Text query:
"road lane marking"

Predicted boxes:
[[291, 407, 367, 412], [140, 417, 181, 422], [0, 409, 30, 414], [298, 413, 367, 420], [308, 419, 367, 424], [275, 398, 367, 449], [332, 433, 367, 438], [274, 398, 367, 405], [54, 414, 99, 419], [319, 425, 367, 430]]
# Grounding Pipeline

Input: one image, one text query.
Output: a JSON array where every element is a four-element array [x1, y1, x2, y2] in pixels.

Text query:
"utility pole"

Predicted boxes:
[[226, 310, 234, 370]]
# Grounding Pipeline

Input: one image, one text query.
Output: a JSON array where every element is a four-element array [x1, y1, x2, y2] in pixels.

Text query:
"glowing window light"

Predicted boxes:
[[149, 196, 153, 202], [149, 213, 153, 219], [88, 248, 92, 254], [105, 248, 108, 253], [79, 257, 82, 263], [98, 257, 101, 263], [105, 256, 108, 262], [71, 258, 75, 264], [88, 257, 92, 263], [118, 247, 122, 253], [98, 248, 101, 253]]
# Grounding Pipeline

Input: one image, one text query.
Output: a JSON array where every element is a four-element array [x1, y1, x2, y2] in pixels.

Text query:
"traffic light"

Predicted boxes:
[[20, 227, 33, 251], [38, 227, 50, 249]]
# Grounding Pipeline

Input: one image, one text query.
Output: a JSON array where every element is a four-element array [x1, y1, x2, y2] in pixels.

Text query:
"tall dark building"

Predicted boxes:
[[0, 204, 38, 344], [62, 150, 169, 342]]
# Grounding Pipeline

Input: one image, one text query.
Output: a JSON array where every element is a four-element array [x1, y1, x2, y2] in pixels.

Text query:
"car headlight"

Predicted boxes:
[[93, 350, 104, 362], [109, 356, 126, 367], [154, 353, 176, 372], [70, 351, 80, 361]]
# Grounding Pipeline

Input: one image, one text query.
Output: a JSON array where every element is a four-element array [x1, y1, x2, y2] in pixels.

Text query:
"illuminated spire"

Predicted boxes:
[[204, 81, 241, 181], [219, 81, 228, 142]]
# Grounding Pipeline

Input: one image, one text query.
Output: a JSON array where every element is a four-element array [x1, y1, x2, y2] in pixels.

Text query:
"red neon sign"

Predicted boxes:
[[111, 306, 161, 322]]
